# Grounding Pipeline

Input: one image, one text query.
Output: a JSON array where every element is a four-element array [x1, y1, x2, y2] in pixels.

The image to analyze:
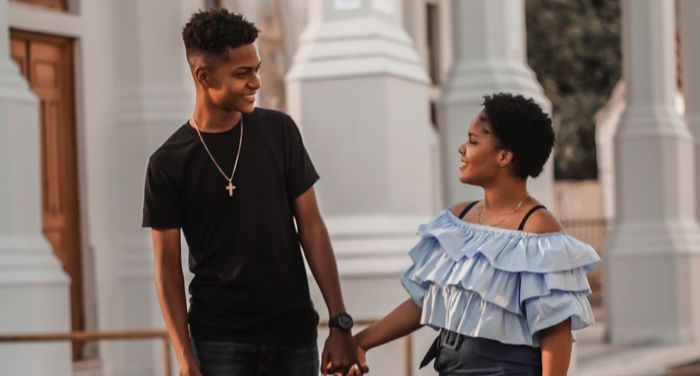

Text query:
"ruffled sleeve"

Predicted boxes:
[[400, 209, 600, 346]]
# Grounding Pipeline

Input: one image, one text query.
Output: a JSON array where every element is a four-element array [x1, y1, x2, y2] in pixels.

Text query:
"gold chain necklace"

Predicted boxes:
[[191, 116, 243, 197], [477, 193, 529, 227]]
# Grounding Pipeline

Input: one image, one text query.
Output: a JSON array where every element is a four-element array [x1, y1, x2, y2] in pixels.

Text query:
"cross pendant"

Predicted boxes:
[[226, 181, 236, 197]]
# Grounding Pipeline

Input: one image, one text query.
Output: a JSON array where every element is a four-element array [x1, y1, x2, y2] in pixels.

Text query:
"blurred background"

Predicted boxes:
[[1, 0, 699, 375]]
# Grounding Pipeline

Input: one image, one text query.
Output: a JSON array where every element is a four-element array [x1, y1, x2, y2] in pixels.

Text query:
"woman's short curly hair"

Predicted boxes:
[[182, 9, 259, 58], [481, 93, 554, 179]]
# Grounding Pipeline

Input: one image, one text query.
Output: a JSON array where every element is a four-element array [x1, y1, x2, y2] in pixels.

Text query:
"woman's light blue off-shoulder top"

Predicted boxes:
[[401, 209, 601, 347]]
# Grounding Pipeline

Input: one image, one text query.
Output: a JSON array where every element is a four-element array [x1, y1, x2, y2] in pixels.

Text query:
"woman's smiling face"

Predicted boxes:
[[457, 111, 508, 185]]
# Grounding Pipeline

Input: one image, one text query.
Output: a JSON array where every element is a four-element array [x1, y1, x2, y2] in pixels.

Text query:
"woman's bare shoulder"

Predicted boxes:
[[522, 206, 564, 234]]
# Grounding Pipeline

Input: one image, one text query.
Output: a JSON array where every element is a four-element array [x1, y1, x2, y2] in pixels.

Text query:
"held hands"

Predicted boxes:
[[321, 328, 369, 375], [352, 344, 368, 375]]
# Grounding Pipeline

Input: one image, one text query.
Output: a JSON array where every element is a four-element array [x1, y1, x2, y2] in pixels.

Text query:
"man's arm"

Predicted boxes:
[[151, 228, 201, 376], [293, 187, 362, 375]]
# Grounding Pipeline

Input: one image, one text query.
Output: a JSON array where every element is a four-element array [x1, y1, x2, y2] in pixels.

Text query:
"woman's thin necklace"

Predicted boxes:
[[191, 115, 243, 197], [477, 193, 529, 227]]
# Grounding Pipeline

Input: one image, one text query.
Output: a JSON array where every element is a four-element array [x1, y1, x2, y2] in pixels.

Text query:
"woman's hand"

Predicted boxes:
[[347, 343, 369, 375]]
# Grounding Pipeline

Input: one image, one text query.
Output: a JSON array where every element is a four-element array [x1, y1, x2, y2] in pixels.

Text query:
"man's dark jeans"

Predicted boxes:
[[192, 338, 319, 376]]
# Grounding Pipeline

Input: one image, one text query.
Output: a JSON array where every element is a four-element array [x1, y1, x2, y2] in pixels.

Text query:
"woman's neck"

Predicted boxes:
[[481, 178, 528, 210]]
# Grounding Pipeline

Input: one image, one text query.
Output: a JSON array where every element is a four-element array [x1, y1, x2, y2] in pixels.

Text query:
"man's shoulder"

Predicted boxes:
[[148, 122, 192, 168], [248, 107, 295, 130]]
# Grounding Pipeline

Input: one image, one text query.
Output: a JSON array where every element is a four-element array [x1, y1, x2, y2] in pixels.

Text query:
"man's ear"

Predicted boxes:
[[194, 66, 210, 88]]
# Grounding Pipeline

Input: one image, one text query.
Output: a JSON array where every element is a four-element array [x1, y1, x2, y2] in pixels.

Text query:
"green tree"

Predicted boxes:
[[526, 0, 621, 180]]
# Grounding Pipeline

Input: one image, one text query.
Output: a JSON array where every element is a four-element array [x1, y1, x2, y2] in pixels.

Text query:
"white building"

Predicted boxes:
[[1, 0, 699, 375]]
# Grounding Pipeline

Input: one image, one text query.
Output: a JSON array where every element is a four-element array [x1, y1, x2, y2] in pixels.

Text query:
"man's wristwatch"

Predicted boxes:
[[329, 313, 354, 331]]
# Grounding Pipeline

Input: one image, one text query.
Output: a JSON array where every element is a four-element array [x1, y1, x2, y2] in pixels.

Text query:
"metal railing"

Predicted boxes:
[[561, 218, 610, 252], [0, 330, 171, 376], [0, 319, 416, 376]]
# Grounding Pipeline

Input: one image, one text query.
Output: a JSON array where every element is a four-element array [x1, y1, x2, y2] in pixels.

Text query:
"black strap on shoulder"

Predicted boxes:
[[518, 205, 547, 231], [458, 201, 480, 219]]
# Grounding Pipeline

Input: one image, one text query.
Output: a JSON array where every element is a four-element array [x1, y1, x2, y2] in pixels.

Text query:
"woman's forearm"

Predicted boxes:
[[355, 299, 422, 350], [540, 319, 572, 376]]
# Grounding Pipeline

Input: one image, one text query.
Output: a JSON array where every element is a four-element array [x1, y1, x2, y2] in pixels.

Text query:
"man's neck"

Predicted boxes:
[[191, 106, 242, 133]]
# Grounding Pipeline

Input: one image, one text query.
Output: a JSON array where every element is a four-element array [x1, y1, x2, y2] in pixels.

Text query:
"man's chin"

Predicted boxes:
[[220, 100, 255, 114], [237, 104, 256, 113]]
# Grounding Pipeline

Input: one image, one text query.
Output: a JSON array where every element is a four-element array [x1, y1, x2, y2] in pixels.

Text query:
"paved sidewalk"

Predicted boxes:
[[576, 322, 700, 376]]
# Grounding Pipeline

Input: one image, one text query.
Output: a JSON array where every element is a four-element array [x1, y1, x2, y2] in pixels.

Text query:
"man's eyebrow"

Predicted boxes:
[[234, 61, 262, 71]]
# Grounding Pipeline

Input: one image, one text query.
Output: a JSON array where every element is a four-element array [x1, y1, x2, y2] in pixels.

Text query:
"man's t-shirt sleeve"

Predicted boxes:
[[142, 157, 184, 228], [284, 115, 320, 199]]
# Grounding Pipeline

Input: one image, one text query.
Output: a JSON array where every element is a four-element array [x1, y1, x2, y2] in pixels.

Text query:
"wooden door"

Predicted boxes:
[[10, 30, 84, 360]]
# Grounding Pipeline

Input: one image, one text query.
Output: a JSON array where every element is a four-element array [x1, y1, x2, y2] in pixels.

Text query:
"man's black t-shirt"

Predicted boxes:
[[142, 108, 320, 345]]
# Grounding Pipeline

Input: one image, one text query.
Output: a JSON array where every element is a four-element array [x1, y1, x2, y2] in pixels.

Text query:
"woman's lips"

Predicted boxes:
[[459, 160, 467, 170]]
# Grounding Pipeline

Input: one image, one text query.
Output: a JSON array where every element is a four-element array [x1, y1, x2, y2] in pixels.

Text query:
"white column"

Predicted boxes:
[[103, 0, 196, 374], [681, 0, 700, 341], [276, 0, 308, 65], [439, 0, 553, 208], [682, 0, 700, 224], [606, 0, 700, 345], [286, 0, 435, 373], [0, 0, 71, 374]]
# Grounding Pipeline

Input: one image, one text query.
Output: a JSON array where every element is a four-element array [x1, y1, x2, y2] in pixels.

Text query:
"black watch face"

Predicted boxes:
[[330, 313, 354, 330], [337, 314, 353, 329]]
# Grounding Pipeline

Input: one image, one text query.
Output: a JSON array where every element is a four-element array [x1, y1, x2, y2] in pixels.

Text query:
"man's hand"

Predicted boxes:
[[178, 360, 202, 376], [321, 329, 367, 375]]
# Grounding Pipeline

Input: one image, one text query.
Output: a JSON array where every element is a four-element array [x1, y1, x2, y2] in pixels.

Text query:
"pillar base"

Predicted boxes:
[[606, 220, 700, 345]]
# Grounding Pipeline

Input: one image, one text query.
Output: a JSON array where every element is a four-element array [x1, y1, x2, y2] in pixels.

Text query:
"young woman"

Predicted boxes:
[[353, 93, 599, 375]]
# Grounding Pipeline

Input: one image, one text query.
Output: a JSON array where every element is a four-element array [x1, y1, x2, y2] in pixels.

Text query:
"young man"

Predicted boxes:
[[143, 10, 363, 376]]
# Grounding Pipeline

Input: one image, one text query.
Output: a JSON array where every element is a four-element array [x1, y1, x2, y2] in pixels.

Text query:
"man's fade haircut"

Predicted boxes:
[[481, 93, 555, 179], [182, 9, 259, 60]]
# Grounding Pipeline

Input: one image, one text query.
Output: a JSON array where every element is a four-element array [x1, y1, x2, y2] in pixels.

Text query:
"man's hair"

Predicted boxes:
[[182, 9, 259, 59], [481, 93, 555, 179]]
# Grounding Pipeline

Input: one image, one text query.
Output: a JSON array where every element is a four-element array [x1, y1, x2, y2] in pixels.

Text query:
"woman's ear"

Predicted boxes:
[[498, 149, 514, 168]]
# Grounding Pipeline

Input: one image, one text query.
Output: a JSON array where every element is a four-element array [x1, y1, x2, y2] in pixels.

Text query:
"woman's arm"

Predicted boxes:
[[523, 207, 571, 375], [355, 299, 423, 351], [540, 319, 572, 376]]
